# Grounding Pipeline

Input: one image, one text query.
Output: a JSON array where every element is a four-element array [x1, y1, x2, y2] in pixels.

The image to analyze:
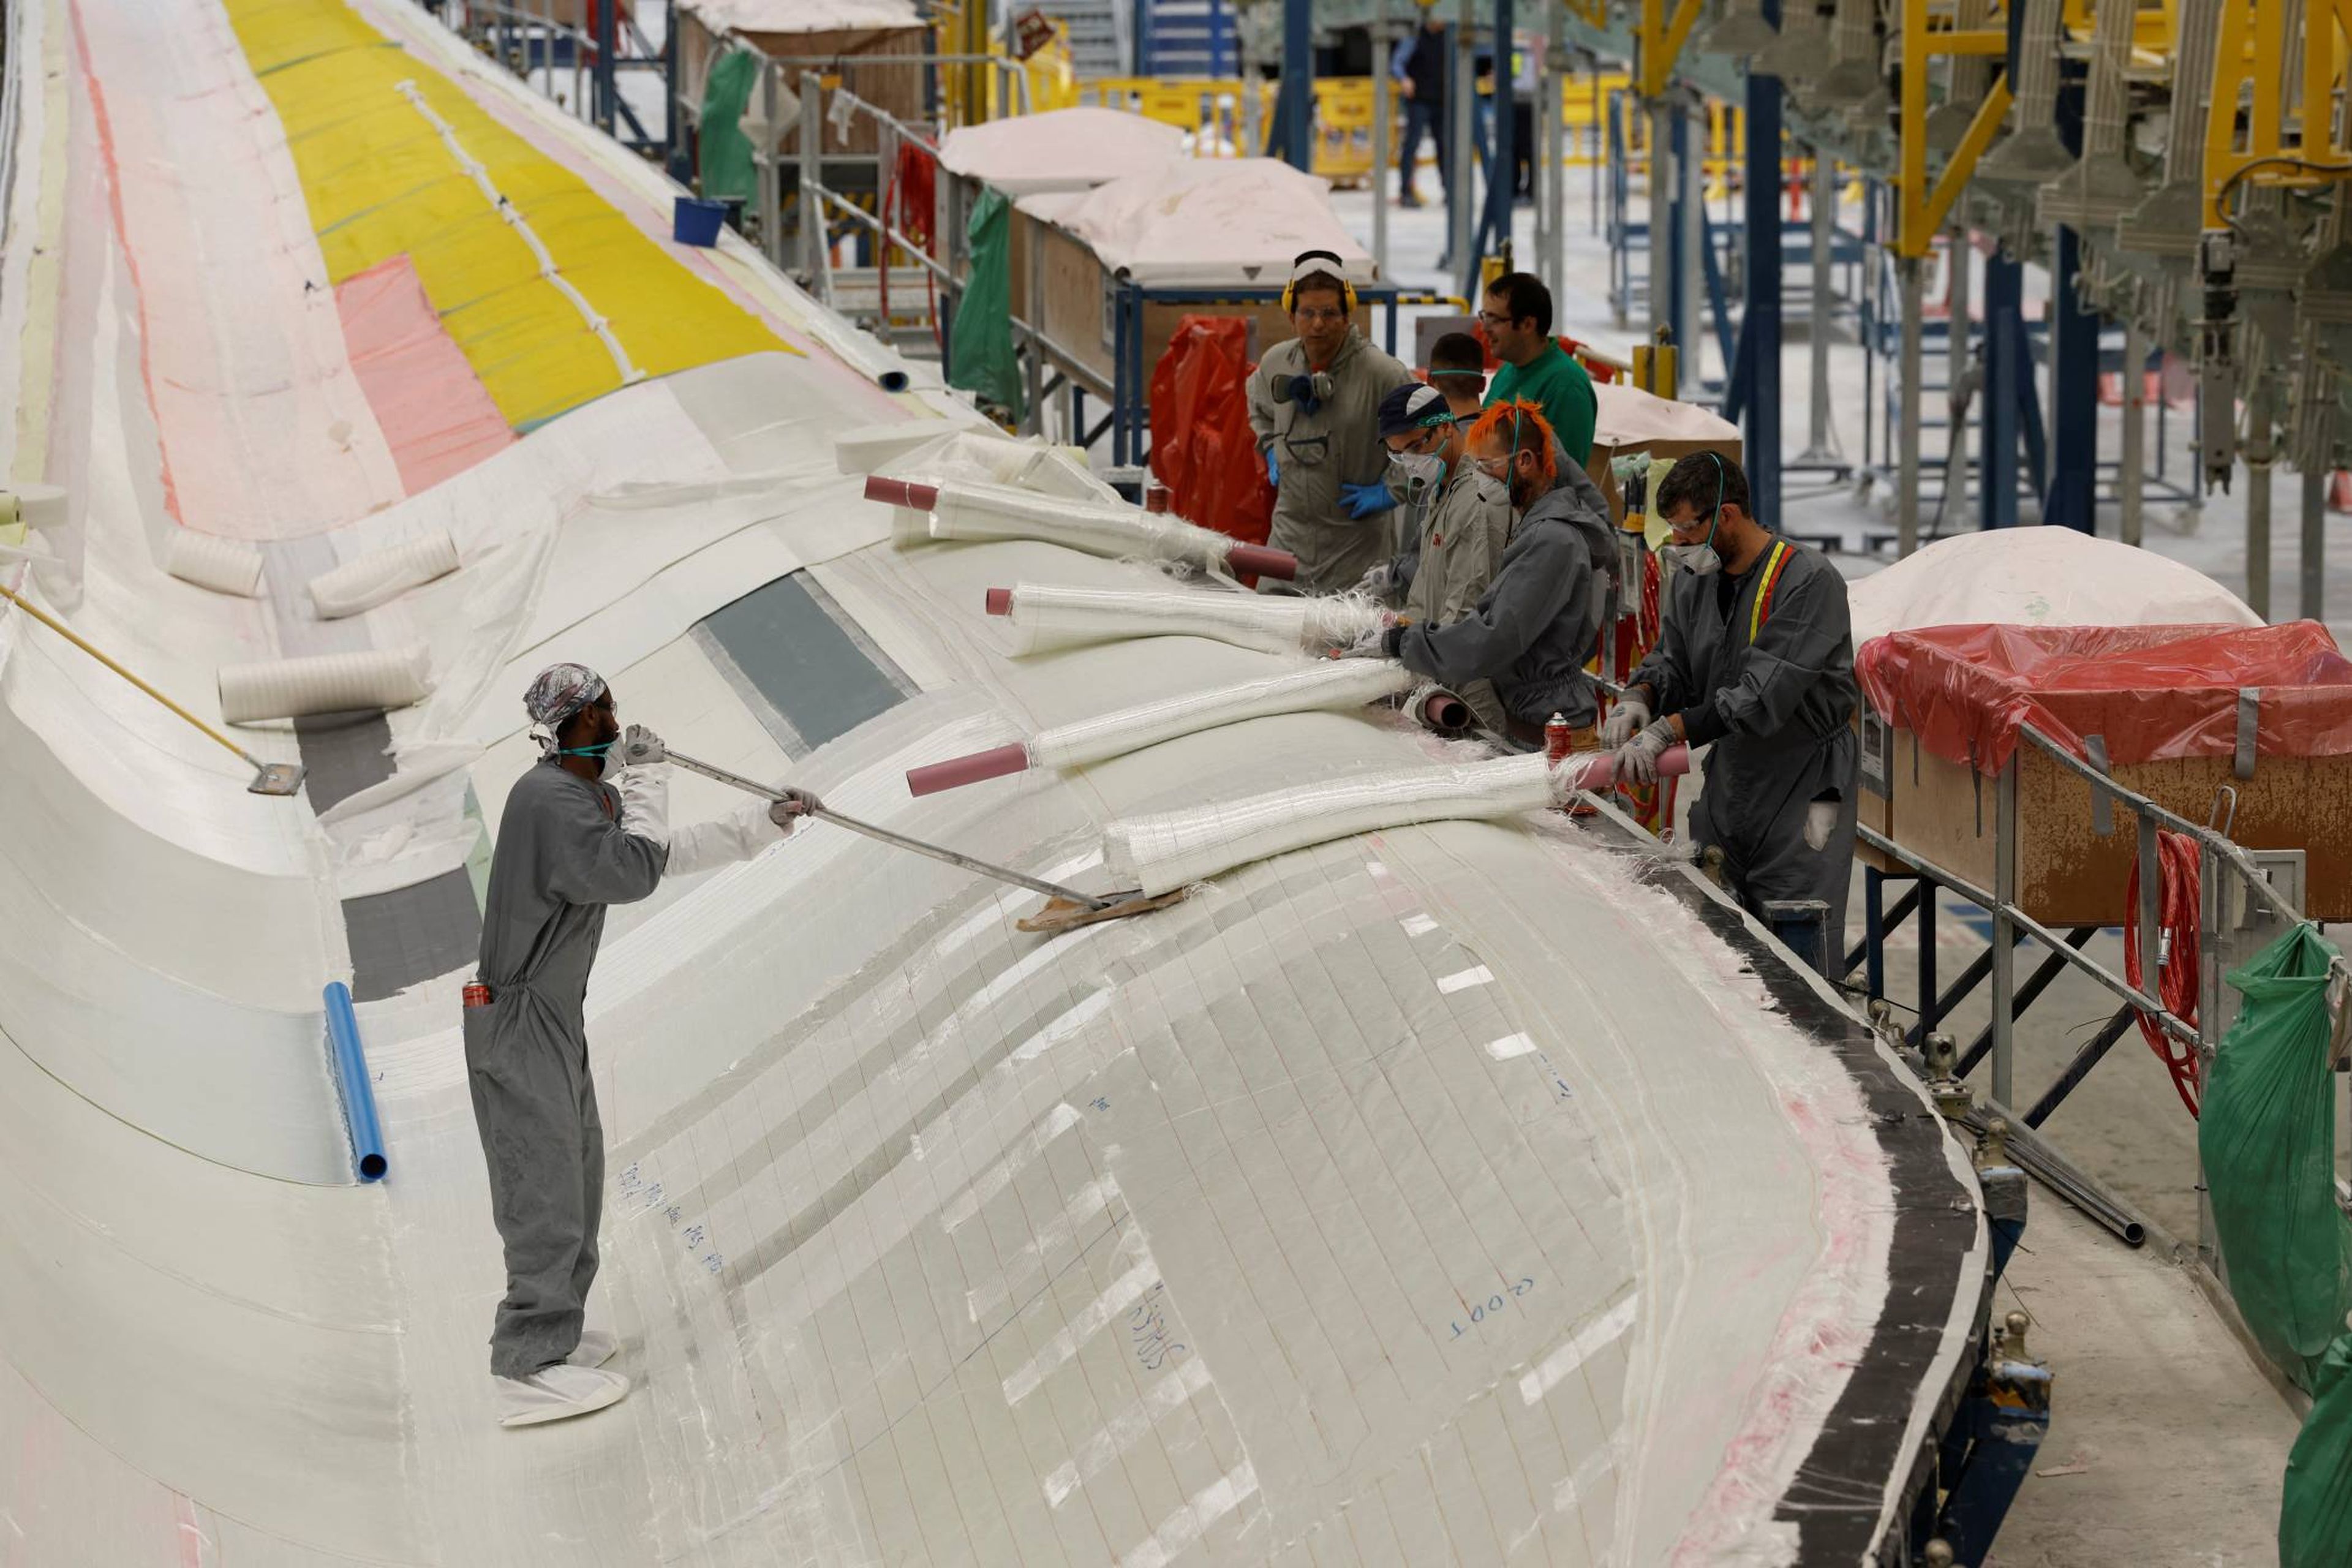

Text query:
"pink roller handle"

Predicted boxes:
[[864, 476, 941, 510], [907, 742, 1032, 796], [1226, 543, 1298, 581], [1558, 742, 1692, 792], [985, 587, 1013, 616]]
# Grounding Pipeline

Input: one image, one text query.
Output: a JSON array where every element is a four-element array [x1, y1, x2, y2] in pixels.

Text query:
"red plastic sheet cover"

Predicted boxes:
[[1148, 315, 1274, 551], [336, 255, 516, 496], [1856, 621, 2352, 775]]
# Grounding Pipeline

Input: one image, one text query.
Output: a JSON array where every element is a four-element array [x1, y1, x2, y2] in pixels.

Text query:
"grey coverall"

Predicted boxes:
[[1629, 538, 1861, 965], [467, 760, 667, 1379], [1394, 458, 1616, 733], [1248, 328, 1415, 592], [1392, 462, 1513, 727]]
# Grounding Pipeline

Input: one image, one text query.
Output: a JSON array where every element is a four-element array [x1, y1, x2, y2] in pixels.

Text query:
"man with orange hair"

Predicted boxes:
[[1346, 400, 1615, 747]]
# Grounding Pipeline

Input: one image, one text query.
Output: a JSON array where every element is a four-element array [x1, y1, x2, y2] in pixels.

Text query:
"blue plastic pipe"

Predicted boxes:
[[323, 981, 388, 1182]]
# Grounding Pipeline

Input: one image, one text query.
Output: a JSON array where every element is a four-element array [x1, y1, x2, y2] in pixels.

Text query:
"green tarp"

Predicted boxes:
[[948, 187, 1022, 420], [2197, 921, 2352, 1565], [698, 48, 760, 205]]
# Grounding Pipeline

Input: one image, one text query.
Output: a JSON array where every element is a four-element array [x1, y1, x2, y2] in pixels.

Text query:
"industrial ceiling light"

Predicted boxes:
[[1696, 0, 1779, 58]]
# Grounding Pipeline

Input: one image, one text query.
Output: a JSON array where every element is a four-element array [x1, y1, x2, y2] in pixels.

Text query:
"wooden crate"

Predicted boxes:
[[1856, 714, 2352, 922]]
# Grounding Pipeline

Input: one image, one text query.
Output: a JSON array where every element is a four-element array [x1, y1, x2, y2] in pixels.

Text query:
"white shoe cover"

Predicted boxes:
[[568, 1328, 617, 1368], [496, 1363, 629, 1428]]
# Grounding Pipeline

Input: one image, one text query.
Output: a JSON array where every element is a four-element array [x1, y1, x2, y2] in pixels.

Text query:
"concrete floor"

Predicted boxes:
[[1322, 159, 2313, 1560]]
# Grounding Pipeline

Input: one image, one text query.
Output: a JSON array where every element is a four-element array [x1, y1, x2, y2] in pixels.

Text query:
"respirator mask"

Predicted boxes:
[[1273, 371, 1335, 414], [1660, 452, 1728, 576]]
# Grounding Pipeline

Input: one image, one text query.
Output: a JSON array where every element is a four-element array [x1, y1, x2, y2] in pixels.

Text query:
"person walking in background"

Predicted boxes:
[[1391, 7, 1449, 209]]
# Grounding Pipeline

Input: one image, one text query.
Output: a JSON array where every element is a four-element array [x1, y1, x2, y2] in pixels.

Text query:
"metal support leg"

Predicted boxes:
[[798, 73, 824, 289], [1862, 868, 1887, 998], [1541, 4, 1567, 298], [2304, 464, 2327, 621], [2246, 385, 2275, 619], [2020, 1004, 2139, 1128], [2045, 224, 2100, 532], [1371, 1, 1391, 277], [1991, 759, 2019, 1106], [1449, 0, 1475, 273], [1276, 0, 1313, 172], [756, 62, 781, 266], [1648, 94, 1673, 370], [1939, 220, 1973, 530], [1918, 875, 1938, 1031], [1798, 149, 1840, 467], [1898, 258, 1924, 557], [1981, 254, 2023, 527], [2120, 315, 2146, 545], [1743, 21, 1783, 530]]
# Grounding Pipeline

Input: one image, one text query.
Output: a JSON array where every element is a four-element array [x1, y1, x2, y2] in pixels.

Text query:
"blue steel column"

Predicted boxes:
[[2043, 49, 2097, 532], [1741, 2, 1782, 530], [593, 0, 617, 135], [1979, 0, 2026, 530], [1276, 0, 1315, 171], [1666, 107, 1689, 368], [1483, 0, 1514, 260]]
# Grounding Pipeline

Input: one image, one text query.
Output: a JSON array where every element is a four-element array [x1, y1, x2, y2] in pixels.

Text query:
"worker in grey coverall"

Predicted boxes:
[[1346, 382, 1513, 728], [1610, 454, 1860, 973], [1248, 249, 1415, 592], [467, 663, 818, 1428], [1347, 398, 1616, 748]]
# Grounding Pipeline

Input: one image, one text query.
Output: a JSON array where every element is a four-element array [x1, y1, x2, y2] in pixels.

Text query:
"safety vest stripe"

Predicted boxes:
[[1749, 540, 1792, 644]]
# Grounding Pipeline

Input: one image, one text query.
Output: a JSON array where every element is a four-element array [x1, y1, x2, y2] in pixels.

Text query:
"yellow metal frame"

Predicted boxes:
[[1637, 0, 1705, 99], [2204, 0, 2352, 225], [1896, 0, 2016, 258]]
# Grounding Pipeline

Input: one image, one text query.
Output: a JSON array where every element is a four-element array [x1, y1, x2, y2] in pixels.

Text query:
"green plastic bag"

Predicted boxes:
[[2283, 1332, 2352, 1567], [2199, 921, 2350, 1391], [948, 188, 1023, 419], [698, 48, 761, 205]]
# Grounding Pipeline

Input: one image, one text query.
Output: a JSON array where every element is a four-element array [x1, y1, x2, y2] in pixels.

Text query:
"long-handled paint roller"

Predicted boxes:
[[662, 748, 1185, 933], [0, 577, 306, 796]]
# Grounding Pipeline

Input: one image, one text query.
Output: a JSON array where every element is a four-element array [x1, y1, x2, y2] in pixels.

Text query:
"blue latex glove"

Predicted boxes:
[[1265, 447, 1280, 488], [1340, 480, 1398, 520]]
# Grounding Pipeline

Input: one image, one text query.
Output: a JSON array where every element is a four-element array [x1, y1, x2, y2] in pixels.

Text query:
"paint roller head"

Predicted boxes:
[[1226, 544, 1297, 581], [864, 475, 940, 510], [906, 743, 1031, 796], [985, 587, 1013, 616], [247, 760, 307, 797]]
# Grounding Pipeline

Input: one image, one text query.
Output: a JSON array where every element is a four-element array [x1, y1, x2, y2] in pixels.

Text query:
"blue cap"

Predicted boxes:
[[1377, 382, 1453, 439]]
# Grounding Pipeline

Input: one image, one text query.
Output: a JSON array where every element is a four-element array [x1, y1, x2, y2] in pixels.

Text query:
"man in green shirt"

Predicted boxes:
[[1480, 272, 1598, 470]]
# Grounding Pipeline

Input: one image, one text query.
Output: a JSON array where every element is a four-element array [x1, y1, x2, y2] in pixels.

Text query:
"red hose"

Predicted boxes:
[[2123, 827, 2203, 1117]]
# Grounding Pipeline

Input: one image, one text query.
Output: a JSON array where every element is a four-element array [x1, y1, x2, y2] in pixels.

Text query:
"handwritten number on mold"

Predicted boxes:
[[1449, 1278, 1537, 1339], [1129, 1283, 1186, 1373]]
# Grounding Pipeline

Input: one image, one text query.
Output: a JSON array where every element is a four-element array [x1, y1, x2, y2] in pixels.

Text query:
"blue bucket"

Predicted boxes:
[[673, 196, 728, 248]]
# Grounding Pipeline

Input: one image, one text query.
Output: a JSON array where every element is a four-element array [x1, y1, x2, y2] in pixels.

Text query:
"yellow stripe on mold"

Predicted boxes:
[[224, 0, 790, 429]]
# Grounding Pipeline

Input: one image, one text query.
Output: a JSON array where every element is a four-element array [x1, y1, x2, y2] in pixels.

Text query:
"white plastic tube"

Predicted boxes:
[[993, 582, 1387, 658], [219, 645, 434, 724], [307, 530, 461, 619], [872, 477, 1297, 579], [165, 530, 266, 598], [1103, 746, 1691, 896]]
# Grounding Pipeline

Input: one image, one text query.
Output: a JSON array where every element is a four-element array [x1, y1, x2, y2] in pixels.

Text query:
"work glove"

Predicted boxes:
[[1354, 560, 1397, 601], [1599, 693, 1652, 749], [1333, 619, 1400, 660], [1264, 447, 1280, 489], [1611, 717, 1676, 788], [767, 786, 823, 826], [1340, 481, 1399, 520], [616, 723, 666, 768], [1804, 798, 1840, 852]]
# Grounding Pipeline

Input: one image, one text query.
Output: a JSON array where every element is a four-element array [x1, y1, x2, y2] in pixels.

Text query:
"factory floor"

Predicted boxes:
[[1327, 165, 2315, 1561]]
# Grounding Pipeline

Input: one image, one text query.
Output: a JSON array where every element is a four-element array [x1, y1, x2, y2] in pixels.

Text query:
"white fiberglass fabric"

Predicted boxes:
[[936, 108, 1187, 195], [1106, 751, 1560, 896], [921, 479, 1246, 573], [1019, 159, 1375, 286], [1027, 658, 1415, 771], [1006, 580, 1389, 657]]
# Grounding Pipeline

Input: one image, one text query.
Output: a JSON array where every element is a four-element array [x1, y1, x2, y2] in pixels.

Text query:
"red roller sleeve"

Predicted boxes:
[[985, 587, 1013, 616], [1558, 742, 1692, 792], [906, 742, 1033, 796], [864, 476, 941, 510], [1226, 544, 1298, 581]]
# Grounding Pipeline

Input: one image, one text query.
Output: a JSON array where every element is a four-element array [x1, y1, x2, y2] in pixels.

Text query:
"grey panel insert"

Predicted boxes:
[[698, 571, 913, 755], [343, 869, 483, 1003]]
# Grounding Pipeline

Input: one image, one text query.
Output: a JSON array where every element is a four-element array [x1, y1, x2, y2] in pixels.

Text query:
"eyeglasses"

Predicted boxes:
[[1477, 311, 1518, 331], [1294, 306, 1346, 325]]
